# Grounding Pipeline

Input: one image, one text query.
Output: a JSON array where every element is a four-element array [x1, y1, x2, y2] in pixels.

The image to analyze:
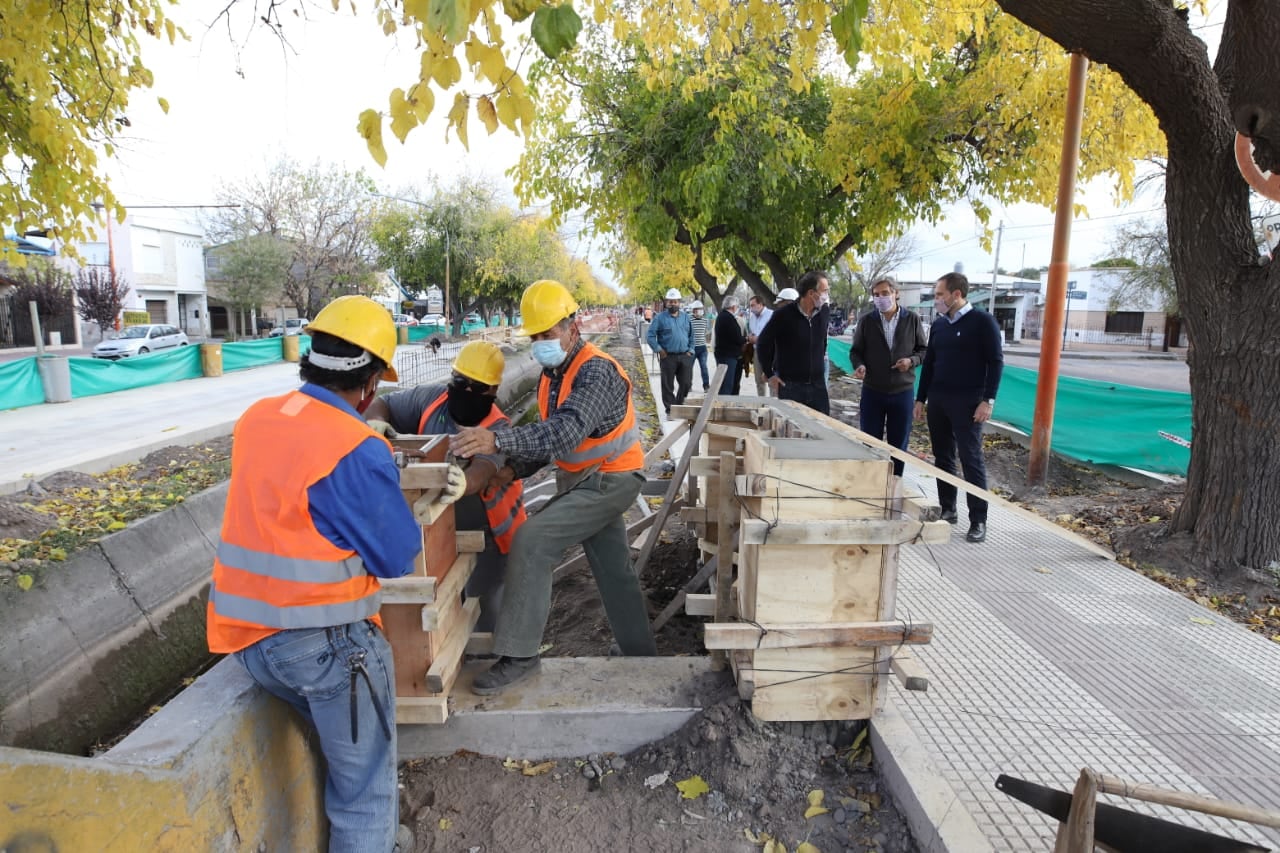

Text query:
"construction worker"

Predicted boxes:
[[362, 340, 527, 631], [646, 287, 695, 415], [206, 295, 457, 853], [450, 279, 657, 695]]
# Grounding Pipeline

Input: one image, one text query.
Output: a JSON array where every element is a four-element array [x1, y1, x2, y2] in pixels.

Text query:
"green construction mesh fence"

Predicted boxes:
[[0, 358, 46, 409], [827, 337, 1190, 475], [69, 346, 203, 398], [221, 336, 310, 372]]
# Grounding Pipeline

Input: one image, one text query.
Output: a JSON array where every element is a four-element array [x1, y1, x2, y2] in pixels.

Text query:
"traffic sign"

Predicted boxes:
[[1067, 291, 1087, 300], [1263, 214, 1280, 251]]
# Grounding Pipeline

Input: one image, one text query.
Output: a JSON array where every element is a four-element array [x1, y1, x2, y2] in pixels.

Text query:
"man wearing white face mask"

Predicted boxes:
[[756, 270, 832, 415], [450, 279, 656, 695], [849, 275, 929, 477]]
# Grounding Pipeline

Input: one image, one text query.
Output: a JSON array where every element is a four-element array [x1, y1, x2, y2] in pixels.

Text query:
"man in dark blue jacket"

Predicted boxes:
[[914, 272, 1003, 543], [646, 288, 695, 415]]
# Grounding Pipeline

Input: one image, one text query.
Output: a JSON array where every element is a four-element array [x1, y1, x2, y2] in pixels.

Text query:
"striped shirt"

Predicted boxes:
[[690, 315, 709, 347]]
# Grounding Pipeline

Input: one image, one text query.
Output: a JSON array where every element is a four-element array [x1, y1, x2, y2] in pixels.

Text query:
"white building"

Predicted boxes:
[[76, 215, 210, 341], [1032, 267, 1180, 348]]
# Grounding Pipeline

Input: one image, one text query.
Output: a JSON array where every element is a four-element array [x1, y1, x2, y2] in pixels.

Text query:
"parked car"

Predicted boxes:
[[392, 313, 419, 326], [420, 313, 446, 327], [92, 324, 189, 359], [463, 312, 482, 326], [269, 318, 309, 337]]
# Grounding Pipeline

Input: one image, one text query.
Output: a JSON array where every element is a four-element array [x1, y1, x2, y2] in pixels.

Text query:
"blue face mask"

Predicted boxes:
[[531, 339, 567, 368]]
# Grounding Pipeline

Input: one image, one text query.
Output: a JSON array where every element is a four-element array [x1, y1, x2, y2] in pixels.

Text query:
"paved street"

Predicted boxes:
[[1003, 352, 1190, 393]]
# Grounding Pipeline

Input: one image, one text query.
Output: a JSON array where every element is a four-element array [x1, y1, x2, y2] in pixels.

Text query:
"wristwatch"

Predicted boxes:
[[984, 398, 996, 406], [493, 433, 502, 451]]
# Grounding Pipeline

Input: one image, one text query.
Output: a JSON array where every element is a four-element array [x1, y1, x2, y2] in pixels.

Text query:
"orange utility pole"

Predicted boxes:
[[1027, 53, 1089, 488]]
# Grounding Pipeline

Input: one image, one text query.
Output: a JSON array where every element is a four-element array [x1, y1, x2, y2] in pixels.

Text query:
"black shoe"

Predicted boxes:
[[965, 522, 987, 543], [940, 508, 958, 524], [608, 642, 622, 657], [471, 655, 541, 695]]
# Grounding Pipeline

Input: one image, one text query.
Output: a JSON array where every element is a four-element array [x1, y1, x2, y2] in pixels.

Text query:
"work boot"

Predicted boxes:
[[471, 655, 541, 695]]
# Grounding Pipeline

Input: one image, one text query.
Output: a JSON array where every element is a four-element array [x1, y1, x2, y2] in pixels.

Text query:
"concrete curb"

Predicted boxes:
[[0, 482, 226, 753], [399, 658, 728, 760], [872, 705, 994, 853]]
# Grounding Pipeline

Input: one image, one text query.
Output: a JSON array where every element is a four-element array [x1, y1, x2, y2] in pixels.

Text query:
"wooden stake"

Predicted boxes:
[[712, 450, 736, 670], [651, 556, 718, 633]]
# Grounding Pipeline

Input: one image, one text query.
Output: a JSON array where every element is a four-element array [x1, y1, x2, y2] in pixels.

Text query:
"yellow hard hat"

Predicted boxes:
[[305, 295, 399, 382], [520, 279, 579, 335], [453, 340, 505, 386]]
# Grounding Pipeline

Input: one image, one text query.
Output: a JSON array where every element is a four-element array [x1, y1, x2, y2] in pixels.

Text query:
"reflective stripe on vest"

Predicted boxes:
[[209, 580, 381, 629], [420, 390, 528, 554], [216, 540, 368, 584], [537, 343, 644, 473]]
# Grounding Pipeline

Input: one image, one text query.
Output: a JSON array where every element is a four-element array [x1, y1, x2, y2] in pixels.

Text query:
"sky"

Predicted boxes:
[[104, 0, 1224, 291]]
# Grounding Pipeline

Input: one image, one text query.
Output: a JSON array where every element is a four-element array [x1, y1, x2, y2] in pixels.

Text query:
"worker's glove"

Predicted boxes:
[[438, 463, 467, 505], [367, 419, 397, 438]]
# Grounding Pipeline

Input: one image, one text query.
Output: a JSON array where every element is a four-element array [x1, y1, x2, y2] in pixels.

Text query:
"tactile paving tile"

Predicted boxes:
[[885, 472, 1280, 851]]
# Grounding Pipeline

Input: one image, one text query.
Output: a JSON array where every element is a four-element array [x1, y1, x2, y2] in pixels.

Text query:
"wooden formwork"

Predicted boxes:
[[669, 398, 946, 722], [380, 435, 482, 725]]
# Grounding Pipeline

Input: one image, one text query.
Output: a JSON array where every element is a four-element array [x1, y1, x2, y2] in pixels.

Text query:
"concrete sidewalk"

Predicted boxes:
[[633, 334, 1277, 851]]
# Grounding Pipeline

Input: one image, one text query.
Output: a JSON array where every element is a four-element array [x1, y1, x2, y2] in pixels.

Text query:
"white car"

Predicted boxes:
[[92, 324, 190, 359], [392, 313, 419, 327], [420, 314, 447, 327]]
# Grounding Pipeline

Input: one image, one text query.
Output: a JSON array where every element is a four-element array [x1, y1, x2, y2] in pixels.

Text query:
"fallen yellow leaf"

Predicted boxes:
[[674, 775, 709, 800], [1189, 616, 1215, 626], [763, 841, 788, 853], [16, 574, 33, 591], [797, 843, 822, 853], [522, 760, 555, 776], [438, 817, 451, 831], [804, 789, 829, 819]]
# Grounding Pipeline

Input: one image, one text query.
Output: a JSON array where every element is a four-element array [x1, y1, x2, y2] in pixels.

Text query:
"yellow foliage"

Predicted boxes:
[[674, 775, 710, 799], [803, 789, 829, 819]]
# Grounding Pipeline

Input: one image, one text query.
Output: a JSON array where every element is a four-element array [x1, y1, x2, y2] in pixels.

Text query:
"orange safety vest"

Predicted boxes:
[[537, 342, 644, 474], [207, 390, 392, 654], [418, 391, 527, 554]]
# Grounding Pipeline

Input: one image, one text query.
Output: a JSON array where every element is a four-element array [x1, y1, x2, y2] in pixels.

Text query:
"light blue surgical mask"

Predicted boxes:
[[531, 339, 567, 368], [873, 295, 895, 313]]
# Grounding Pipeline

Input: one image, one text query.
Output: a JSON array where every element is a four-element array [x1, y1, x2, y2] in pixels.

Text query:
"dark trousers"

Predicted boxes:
[[659, 352, 693, 412], [779, 379, 830, 415], [925, 392, 988, 523], [716, 356, 738, 394], [693, 346, 709, 389], [859, 387, 915, 477]]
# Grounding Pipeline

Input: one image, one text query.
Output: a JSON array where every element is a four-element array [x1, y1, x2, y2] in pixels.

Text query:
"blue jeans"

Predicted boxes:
[[237, 621, 399, 853], [693, 346, 709, 389], [859, 387, 915, 476], [715, 356, 738, 394]]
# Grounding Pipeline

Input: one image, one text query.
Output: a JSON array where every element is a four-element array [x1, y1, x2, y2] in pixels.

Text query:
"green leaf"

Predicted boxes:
[[830, 0, 869, 67], [501, 0, 540, 23], [531, 3, 582, 60], [16, 574, 33, 591], [427, 0, 470, 45]]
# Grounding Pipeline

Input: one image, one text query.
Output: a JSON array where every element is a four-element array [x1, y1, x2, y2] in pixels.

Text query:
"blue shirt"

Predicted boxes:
[[647, 310, 694, 354], [299, 383, 421, 579]]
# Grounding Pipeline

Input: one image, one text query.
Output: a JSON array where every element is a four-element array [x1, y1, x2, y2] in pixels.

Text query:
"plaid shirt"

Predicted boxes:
[[493, 340, 630, 475]]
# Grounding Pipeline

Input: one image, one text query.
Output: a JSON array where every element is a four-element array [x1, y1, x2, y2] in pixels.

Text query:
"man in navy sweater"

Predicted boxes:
[[757, 271, 832, 415], [913, 272, 1003, 543]]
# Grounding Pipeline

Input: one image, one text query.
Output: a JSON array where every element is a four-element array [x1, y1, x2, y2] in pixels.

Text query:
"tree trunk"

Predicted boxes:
[[995, 0, 1280, 574]]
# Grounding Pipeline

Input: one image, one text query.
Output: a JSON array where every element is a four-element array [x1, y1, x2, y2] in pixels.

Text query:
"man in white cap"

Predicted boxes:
[[646, 287, 695, 415], [689, 301, 711, 391]]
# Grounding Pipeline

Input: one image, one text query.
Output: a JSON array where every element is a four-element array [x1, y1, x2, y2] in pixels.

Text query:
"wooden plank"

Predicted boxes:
[[704, 620, 933, 650], [455, 530, 485, 553], [633, 363, 727, 580], [890, 652, 930, 692], [704, 423, 758, 440], [377, 576, 437, 604], [750, 646, 876, 721], [411, 492, 451, 525], [650, 556, 717, 633], [730, 649, 754, 700], [643, 419, 690, 466], [425, 597, 481, 694], [739, 518, 951, 545], [418, 553, 477, 631], [695, 538, 739, 564], [752, 543, 881, 623], [713, 450, 737, 670], [412, 504, 457, 579], [668, 403, 756, 423], [395, 696, 449, 725], [400, 463, 450, 490], [679, 506, 709, 524], [381, 603, 435, 696], [875, 474, 901, 714], [388, 434, 450, 458], [684, 593, 716, 616]]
